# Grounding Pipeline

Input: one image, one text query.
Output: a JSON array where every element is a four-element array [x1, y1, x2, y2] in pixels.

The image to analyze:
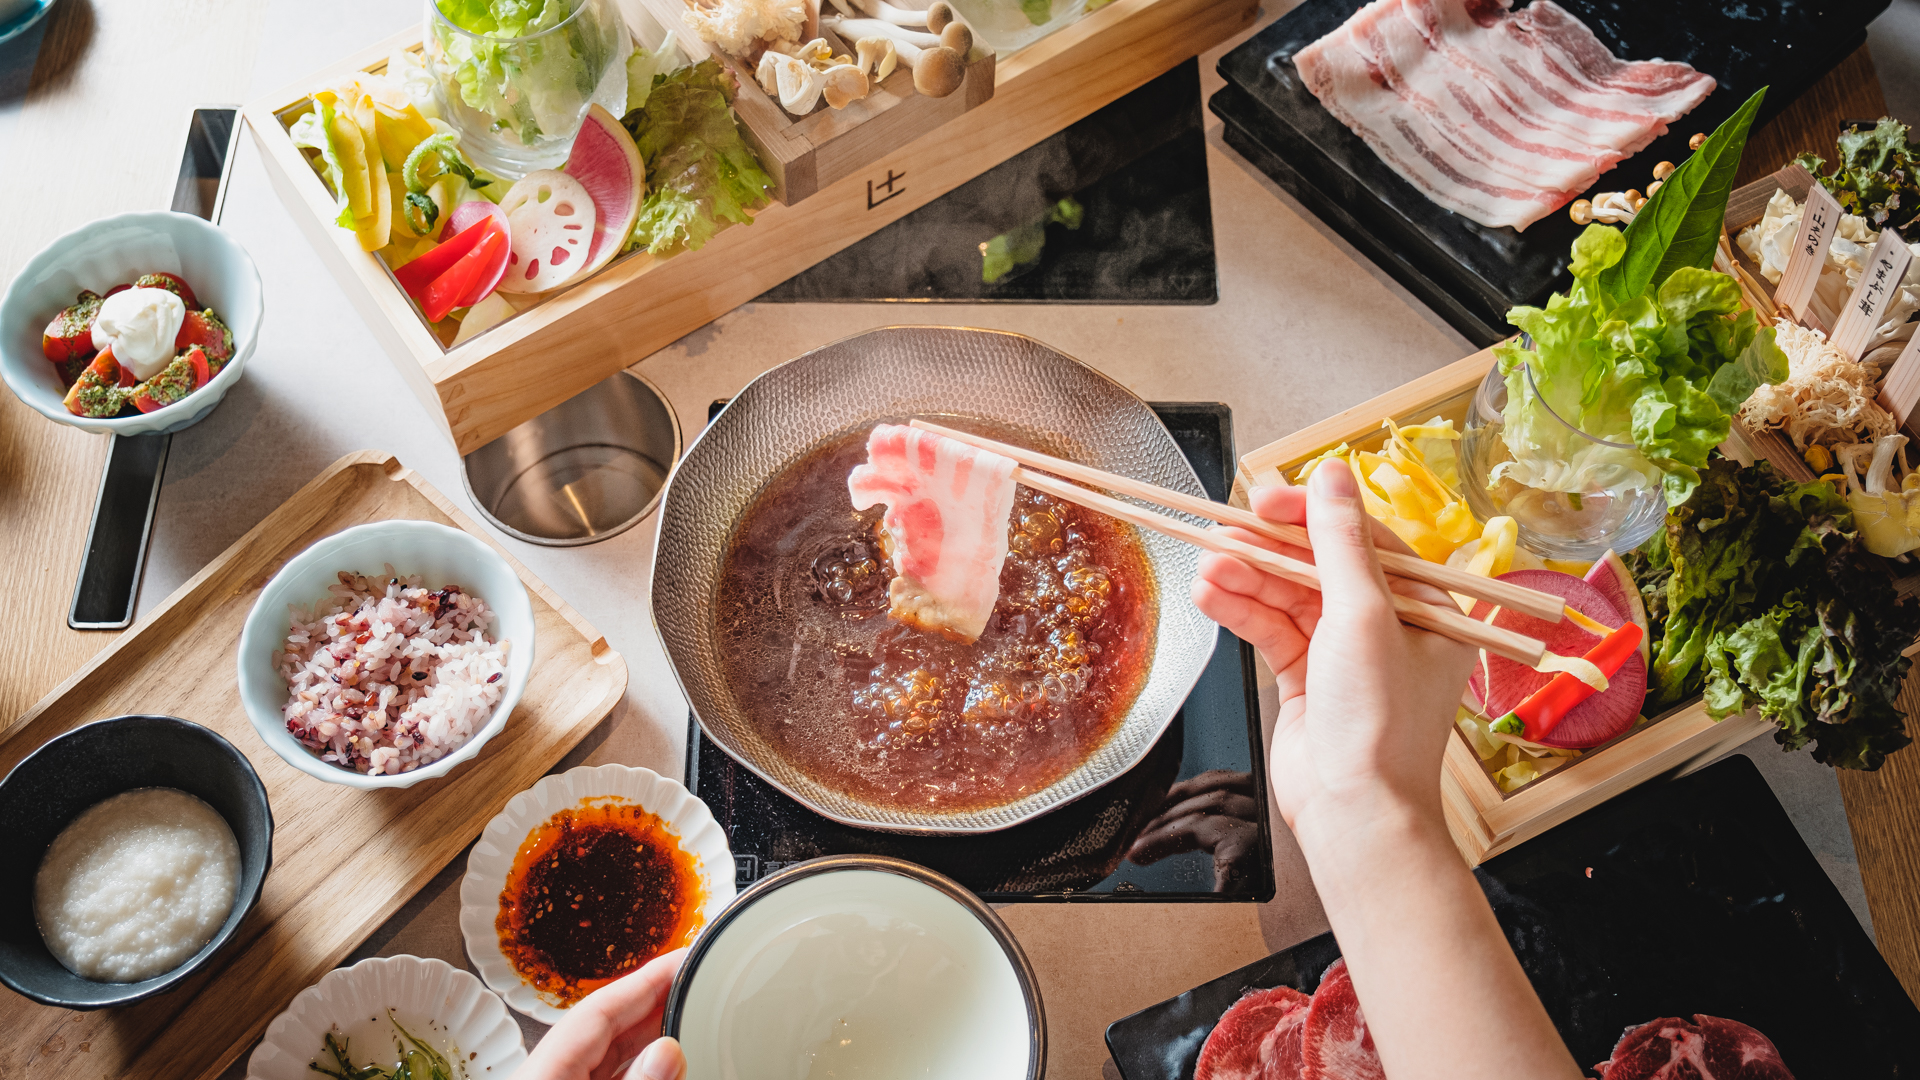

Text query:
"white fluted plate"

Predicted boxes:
[[247, 955, 525, 1080], [460, 763, 735, 1024]]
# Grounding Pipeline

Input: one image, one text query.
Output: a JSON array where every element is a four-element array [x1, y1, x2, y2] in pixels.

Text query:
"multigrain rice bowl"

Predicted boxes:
[[276, 565, 509, 776]]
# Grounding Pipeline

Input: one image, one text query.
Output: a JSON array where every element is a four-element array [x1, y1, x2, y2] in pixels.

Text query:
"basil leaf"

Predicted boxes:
[[1598, 87, 1768, 308]]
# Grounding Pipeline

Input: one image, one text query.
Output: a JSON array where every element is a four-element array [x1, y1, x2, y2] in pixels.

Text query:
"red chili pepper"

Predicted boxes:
[[1494, 621, 1644, 742], [393, 218, 492, 296], [418, 225, 508, 323]]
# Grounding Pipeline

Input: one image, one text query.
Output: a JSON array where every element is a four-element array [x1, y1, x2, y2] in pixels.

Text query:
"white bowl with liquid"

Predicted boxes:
[[665, 856, 1044, 1080]]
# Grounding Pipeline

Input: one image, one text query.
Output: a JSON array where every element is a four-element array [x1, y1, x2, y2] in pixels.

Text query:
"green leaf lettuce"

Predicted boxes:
[[620, 60, 774, 255]]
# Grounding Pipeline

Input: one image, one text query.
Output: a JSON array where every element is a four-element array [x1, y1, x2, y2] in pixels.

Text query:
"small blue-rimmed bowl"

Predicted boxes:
[[235, 520, 536, 790], [0, 210, 263, 436]]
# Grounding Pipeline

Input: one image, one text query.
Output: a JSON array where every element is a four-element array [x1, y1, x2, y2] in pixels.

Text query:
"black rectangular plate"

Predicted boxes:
[[686, 403, 1275, 902], [1104, 755, 1920, 1078], [757, 59, 1217, 304], [1211, 0, 1888, 346]]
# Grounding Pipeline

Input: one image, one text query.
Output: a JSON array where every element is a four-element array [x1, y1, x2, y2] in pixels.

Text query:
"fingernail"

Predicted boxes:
[[1311, 462, 1356, 499], [635, 1038, 682, 1080]]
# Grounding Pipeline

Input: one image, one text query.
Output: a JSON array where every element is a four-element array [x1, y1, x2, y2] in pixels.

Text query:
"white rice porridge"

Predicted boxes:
[[34, 787, 241, 983]]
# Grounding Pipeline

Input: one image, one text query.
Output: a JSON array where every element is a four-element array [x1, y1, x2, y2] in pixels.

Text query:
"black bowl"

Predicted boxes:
[[0, 715, 273, 1008]]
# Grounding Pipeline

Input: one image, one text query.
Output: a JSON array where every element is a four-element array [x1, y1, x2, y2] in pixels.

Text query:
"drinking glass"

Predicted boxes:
[[946, 0, 1091, 55], [423, 0, 630, 179], [1459, 360, 1668, 561]]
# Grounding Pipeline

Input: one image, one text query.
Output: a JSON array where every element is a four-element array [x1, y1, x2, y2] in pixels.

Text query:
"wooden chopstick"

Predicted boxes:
[[1006, 466, 1547, 667], [911, 420, 1567, 625]]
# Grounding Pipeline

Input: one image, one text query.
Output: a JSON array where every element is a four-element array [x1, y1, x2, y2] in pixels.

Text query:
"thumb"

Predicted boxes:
[[1305, 462, 1393, 621], [627, 1037, 686, 1080]]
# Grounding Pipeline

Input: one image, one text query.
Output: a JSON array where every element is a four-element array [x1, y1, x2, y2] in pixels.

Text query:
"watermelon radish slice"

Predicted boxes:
[[1300, 959, 1383, 1080], [564, 103, 644, 279], [1196, 984, 1312, 1080], [444, 198, 508, 240], [1584, 549, 1652, 665], [1467, 570, 1645, 750]]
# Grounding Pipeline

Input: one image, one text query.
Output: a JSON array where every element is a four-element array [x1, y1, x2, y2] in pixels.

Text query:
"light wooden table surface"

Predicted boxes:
[[2, 0, 1916, 1061]]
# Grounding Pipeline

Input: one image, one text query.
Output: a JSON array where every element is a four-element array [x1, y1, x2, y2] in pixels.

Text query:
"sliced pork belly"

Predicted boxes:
[[846, 424, 1019, 643], [1399, 0, 1714, 155], [1296, 0, 1714, 230], [1342, 0, 1619, 193], [1295, 15, 1575, 229]]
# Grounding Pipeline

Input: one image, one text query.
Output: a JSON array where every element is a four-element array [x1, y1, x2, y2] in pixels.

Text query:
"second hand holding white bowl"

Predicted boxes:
[[236, 519, 536, 790], [459, 763, 735, 1024], [0, 210, 263, 436]]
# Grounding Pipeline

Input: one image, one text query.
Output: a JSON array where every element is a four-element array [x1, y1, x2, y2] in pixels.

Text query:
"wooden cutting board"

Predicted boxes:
[[0, 450, 628, 1080]]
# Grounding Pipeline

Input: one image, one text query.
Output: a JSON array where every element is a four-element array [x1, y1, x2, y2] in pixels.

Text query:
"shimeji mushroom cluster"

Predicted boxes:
[[686, 0, 980, 118]]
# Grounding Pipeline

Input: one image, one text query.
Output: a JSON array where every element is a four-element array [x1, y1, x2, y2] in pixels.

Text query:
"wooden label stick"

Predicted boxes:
[[1878, 332, 1920, 437], [1776, 182, 1841, 330], [1830, 229, 1914, 361]]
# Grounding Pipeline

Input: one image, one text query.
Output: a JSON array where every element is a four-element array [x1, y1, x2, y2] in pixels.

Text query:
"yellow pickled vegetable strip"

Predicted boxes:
[[1465, 517, 1517, 579], [371, 99, 435, 171], [321, 95, 378, 250], [343, 89, 391, 252], [1534, 651, 1608, 693], [1564, 606, 1614, 637]]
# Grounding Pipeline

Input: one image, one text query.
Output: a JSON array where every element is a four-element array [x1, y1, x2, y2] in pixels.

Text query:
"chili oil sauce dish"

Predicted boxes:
[[459, 763, 734, 1023], [246, 954, 526, 1080], [665, 855, 1045, 1080]]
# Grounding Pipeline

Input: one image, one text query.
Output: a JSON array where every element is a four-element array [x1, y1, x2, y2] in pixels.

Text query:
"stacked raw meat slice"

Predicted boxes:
[[1195, 959, 1383, 1080], [1595, 1015, 1795, 1079], [1293, 0, 1716, 230]]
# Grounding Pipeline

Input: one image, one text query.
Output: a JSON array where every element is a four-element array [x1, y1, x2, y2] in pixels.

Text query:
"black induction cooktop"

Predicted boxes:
[[686, 401, 1273, 902], [756, 59, 1218, 304]]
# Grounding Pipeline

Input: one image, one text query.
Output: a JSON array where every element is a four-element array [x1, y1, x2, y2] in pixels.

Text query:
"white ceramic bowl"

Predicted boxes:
[[246, 954, 526, 1080], [235, 519, 536, 790], [459, 763, 735, 1023], [665, 856, 1044, 1080], [0, 210, 263, 436]]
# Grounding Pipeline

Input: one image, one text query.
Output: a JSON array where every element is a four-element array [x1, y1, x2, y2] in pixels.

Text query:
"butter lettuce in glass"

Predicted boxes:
[[425, 0, 629, 176], [1494, 224, 1789, 507]]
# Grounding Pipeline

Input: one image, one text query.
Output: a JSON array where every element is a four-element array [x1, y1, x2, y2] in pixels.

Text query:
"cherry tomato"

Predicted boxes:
[[186, 346, 210, 390]]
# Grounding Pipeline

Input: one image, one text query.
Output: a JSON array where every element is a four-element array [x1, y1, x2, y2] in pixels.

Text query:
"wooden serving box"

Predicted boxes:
[[1232, 347, 1776, 865], [634, 0, 997, 205], [243, 0, 1258, 456]]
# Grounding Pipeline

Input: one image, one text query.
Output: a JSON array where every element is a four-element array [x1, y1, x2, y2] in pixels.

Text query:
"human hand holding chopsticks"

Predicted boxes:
[[1194, 466, 1582, 1080], [518, 948, 687, 1080], [1192, 467, 1477, 832]]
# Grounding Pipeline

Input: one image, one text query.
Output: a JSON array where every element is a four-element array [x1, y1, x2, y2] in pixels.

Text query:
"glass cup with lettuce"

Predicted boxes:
[[423, 0, 631, 178], [1460, 89, 1790, 561]]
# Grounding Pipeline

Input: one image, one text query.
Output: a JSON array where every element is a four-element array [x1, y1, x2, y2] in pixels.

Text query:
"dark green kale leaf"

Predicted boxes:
[[1795, 116, 1920, 238], [1635, 455, 1919, 769]]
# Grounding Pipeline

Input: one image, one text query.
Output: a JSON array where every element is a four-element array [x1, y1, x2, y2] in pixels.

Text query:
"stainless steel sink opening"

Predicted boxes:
[[462, 370, 682, 547]]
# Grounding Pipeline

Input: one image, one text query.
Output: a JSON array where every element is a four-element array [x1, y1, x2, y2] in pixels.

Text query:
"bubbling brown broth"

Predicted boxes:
[[715, 429, 1156, 813]]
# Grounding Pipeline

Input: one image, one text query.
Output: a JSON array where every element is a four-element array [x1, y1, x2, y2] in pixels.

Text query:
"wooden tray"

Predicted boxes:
[[1233, 346, 1775, 865], [0, 451, 627, 1080], [634, 0, 997, 205], [242, 0, 1258, 456]]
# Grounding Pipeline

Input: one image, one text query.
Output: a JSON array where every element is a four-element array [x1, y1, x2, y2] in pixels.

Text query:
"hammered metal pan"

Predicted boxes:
[[650, 326, 1216, 834]]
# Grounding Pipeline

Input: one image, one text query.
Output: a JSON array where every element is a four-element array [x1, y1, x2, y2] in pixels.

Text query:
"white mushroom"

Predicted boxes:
[[854, 35, 898, 81], [822, 63, 870, 108], [823, 16, 966, 95], [757, 50, 826, 114]]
